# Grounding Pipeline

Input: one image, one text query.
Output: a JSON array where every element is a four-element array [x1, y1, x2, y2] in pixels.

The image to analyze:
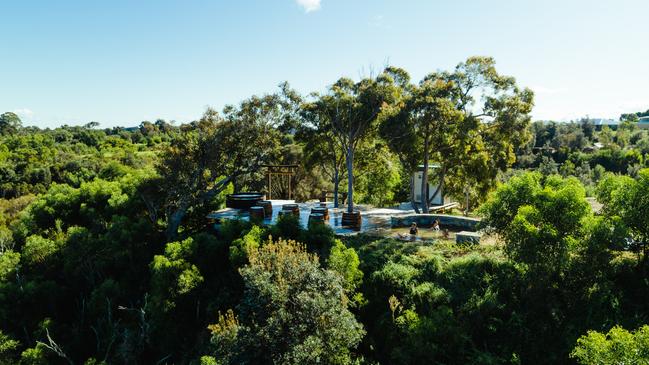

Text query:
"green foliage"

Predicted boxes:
[[269, 213, 301, 241], [0, 123, 158, 199], [381, 57, 534, 212], [228, 225, 264, 266], [0, 251, 20, 282], [354, 143, 402, 206], [209, 239, 365, 365], [300, 221, 337, 259], [372, 261, 420, 296], [597, 169, 649, 257], [199, 355, 219, 365], [294, 118, 346, 205], [302, 69, 403, 212], [480, 173, 591, 271], [513, 118, 649, 197], [327, 240, 363, 293], [0, 69, 648, 365], [151, 237, 205, 311], [22, 235, 59, 266], [571, 325, 649, 365], [0, 164, 165, 364], [0, 112, 21, 136], [217, 218, 253, 244], [478, 172, 543, 233], [19, 343, 48, 365], [345, 235, 521, 364], [158, 97, 285, 239], [0, 330, 20, 365]]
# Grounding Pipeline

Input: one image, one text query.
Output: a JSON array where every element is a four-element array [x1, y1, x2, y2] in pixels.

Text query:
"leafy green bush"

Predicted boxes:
[[209, 239, 364, 365], [571, 325, 649, 364]]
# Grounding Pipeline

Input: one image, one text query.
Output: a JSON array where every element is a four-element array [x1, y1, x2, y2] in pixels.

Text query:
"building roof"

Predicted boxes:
[[591, 118, 619, 126]]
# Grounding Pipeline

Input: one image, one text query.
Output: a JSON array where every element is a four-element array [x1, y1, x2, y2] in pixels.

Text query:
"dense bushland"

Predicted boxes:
[[2, 64, 649, 363], [2, 167, 649, 364]]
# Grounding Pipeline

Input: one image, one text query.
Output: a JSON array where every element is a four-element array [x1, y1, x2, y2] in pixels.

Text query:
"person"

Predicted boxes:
[[395, 223, 419, 241], [409, 222, 419, 236], [432, 219, 440, 232]]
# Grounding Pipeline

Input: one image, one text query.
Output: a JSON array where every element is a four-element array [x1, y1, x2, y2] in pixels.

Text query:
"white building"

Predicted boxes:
[[412, 164, 445, 206]]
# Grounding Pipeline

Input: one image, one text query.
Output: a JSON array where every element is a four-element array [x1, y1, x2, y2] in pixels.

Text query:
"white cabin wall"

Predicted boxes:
[[413, 170, 444, 206]]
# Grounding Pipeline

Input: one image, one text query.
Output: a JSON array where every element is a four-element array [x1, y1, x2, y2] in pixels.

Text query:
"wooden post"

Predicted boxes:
[[288, 174, 291, 200], [262, 165, 298, 201]]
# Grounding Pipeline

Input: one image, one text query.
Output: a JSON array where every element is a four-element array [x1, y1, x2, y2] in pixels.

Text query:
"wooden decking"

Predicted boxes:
[[429, 202, 459, 213]]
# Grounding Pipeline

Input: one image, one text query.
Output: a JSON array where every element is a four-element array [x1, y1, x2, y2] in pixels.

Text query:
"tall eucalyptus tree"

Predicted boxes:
[[381, 57, 534, 213], [301, 72, 400, 214]]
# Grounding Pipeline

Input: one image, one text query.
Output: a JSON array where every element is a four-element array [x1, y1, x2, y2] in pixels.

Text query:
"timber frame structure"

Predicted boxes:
[[263, 165, 298, 200]]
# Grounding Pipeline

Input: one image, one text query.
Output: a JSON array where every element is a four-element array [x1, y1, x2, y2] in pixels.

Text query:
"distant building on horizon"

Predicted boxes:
[[591, 118, 619, 130], [534, 118, 619, 128], [638, 116, 649, 130]]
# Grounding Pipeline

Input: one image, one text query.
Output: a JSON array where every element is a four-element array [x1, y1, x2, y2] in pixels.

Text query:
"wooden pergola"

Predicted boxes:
[[263, 165, 298, 200]]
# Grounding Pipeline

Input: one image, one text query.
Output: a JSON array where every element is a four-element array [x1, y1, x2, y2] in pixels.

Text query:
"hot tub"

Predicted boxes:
[[225, 192, 265, 209]]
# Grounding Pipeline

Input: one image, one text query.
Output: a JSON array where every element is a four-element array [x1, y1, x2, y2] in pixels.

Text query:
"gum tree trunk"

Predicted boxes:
[[346, 146, 354, 213], [165, 176, 231, 241], [421, 132, 430, 213], [427, 167, 446, 206], [333, 167, 340, 208]]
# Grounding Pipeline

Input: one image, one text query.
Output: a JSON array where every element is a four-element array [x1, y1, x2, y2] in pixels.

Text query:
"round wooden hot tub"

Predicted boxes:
[[225, 192, 265, 210]]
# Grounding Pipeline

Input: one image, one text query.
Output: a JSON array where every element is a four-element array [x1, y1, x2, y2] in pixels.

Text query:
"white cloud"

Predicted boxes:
[[12, 108, 34, 118], [296, 0, 321, 13]]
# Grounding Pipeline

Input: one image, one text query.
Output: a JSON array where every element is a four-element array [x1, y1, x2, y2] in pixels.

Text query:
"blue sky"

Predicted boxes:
[[1, 0, 648, 128]]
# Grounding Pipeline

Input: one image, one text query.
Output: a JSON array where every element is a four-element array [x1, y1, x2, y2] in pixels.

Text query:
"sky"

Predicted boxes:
[[1, 0, 648, 128]]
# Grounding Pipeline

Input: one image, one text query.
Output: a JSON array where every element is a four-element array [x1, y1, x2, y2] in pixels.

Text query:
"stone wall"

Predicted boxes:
[[456, 231, 481, 245], [391, 214, 481, 231]]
